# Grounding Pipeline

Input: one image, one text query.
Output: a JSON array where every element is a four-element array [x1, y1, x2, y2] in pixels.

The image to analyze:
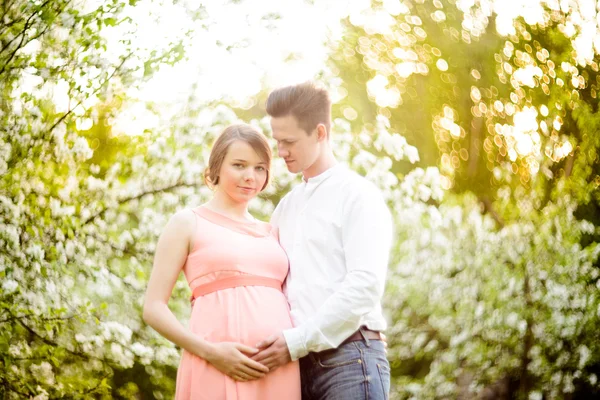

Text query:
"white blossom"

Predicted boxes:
[[71, 136, 93, 161], [32, 387, 49, 400], [2, 279, 19, 294], [30, 362, 55, 385], [529, 391, 543, 400], [101, 321, 133, 344], [8, 341, 31, 357], [131, 342, 154, 364]]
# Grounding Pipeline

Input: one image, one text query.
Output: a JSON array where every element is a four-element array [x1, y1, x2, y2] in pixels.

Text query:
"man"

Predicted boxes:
[[253, 82, 393, 400]]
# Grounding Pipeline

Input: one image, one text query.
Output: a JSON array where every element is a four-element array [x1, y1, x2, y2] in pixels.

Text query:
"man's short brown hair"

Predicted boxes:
[[266, 82, 331, 135]]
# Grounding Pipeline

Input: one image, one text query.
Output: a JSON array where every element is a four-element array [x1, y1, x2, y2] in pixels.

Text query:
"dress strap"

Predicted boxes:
[[191, 275, 282, 300]]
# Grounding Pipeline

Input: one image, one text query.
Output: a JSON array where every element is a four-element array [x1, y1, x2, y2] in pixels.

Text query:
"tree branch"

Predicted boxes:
[[47, 52, 132, 135], [518, 267, 534, 396], [0, 0, 72, 78], [0, 0, 52, 57], [0, 311, 84, 324], [0, 17, 28, 75], [564, 152, 575, 178], [84, 232, 154, 259], [0, 375, 33, 398], [81, 180, 199, 226], [468, 117, 483, 178], [14, 315, 105, 362], [0, 0, 20, 34], [480, 195, 505, 228]]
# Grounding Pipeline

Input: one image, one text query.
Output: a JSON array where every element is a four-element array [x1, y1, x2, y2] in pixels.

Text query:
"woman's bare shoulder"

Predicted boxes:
[[164, 208, 197, 235]]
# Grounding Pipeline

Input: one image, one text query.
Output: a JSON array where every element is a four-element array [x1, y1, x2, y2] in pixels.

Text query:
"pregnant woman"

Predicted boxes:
[[142, 124, 300, 399]]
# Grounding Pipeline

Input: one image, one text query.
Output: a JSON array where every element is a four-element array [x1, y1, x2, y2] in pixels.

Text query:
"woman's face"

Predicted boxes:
[[216, 140, 268, 203]]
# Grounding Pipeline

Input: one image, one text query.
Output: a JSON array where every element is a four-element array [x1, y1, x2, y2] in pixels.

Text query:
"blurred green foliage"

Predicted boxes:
[[1, 0, 599, 399], [329, 0, 600, 398]]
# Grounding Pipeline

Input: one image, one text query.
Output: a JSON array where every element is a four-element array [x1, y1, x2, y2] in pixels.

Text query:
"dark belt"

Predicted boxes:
[[340, 327, 381, 346]]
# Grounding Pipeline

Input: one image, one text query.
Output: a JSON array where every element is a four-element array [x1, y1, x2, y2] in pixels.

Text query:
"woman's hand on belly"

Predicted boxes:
[[204, 342, 270, 382]]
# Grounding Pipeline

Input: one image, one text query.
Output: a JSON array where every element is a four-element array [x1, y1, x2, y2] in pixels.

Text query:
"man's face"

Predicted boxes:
[[270, 114, 319, 174]]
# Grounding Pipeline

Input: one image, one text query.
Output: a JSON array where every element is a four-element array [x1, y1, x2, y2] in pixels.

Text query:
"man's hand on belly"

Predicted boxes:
[[252, 331, 291, 371]]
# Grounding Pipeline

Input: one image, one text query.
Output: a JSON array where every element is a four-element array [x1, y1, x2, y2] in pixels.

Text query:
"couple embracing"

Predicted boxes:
[[143, 82, 393, 400]]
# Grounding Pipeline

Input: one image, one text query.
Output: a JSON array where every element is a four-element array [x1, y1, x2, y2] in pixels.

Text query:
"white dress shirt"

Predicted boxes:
[[271, 163, 393, 361]]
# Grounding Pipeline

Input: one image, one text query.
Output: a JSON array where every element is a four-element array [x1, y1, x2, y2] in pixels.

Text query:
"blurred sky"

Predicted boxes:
[[126, 0, 370, 103], [101, 0, 599, 136], [109, 0, 373, 135]]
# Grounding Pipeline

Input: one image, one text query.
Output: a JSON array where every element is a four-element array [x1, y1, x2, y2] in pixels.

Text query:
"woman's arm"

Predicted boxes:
[[142, 210, 210, 357], [142, 209, 269, 381]]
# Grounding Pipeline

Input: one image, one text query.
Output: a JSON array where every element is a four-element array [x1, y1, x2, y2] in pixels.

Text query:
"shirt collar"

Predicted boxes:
[[303, 163, 343, 185]]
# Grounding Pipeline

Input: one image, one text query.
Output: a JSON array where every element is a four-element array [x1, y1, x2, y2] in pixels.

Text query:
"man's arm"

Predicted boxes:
[[255, 185, 393, 366], [283, 186, 392, 359]]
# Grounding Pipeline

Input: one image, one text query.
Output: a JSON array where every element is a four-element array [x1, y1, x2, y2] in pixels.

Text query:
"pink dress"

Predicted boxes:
[[175, 206, 301, 400]]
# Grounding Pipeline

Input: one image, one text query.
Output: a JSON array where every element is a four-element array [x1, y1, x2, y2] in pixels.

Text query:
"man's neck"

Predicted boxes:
[[302, 149, 337, 181]]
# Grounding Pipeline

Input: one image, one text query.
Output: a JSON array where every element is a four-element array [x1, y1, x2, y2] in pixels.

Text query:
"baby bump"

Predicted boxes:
[[189, 286, 293, 346]]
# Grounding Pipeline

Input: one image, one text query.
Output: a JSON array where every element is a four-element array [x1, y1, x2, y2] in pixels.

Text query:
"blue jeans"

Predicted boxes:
[[299, 339, 390, 400]]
